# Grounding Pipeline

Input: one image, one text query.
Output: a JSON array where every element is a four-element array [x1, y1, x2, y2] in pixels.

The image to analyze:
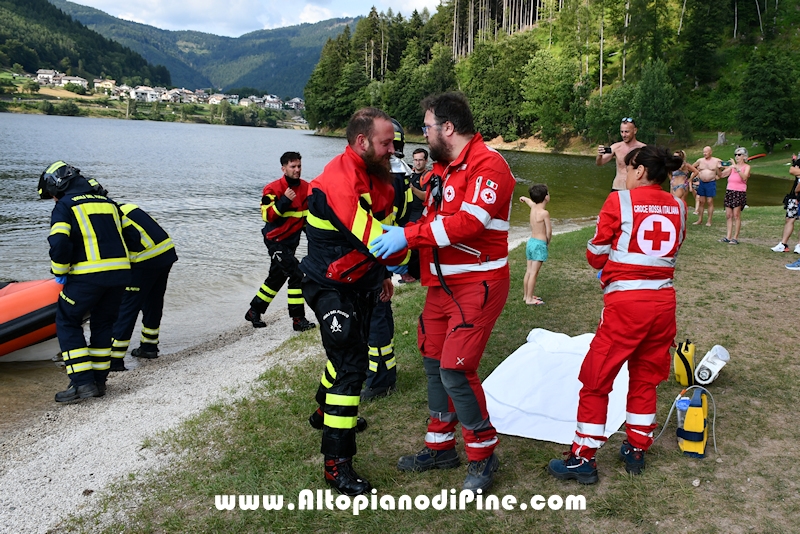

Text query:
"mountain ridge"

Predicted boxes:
[[48, 0, 357, 96]]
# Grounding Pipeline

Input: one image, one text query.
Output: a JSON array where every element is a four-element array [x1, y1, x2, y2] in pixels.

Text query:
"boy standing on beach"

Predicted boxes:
[[520, 184, 551, 305]]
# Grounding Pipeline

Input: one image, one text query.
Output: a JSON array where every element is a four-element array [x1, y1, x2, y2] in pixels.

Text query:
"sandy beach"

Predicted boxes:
[[0, 222, 590, 533]]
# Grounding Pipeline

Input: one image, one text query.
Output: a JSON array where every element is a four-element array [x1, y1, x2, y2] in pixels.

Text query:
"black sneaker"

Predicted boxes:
[[619, 440, 646, 474], [245, 308, 266, 328], [397, 446, 460, 472], [308, 409, 367, 432], [293, 317, 316, 332], [463, 453, 500, 493], [131, 346, 159, 359], [361, 384, 396, 401], [547, 452, 599, 484], [110, 359, 127, 372], [324, 457, 372, 496], [55, 383, 100, 403]]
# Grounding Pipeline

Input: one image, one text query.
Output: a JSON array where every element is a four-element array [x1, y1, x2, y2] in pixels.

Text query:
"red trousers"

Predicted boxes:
[[572, 291, 676, 458], [418, 278, 509, 461]]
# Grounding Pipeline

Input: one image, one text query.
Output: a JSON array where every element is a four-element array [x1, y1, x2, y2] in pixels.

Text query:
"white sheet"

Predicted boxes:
[[484, 328, 629, 445]]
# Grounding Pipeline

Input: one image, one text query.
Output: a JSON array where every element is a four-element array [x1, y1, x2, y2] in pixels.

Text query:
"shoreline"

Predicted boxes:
[[0, 221, 591, 533]]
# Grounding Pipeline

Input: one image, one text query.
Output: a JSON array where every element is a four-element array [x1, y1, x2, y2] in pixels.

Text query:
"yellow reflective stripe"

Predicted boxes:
[[52, 262, 70, 275], [307, 213, 336, 230], [112, 338, 130, 348], [324, 414, 357, 429], [352, 206, 384, 246], [127, 219, 155, 249], [326, 360, 337, 379], [70, 259, 131, 274], [287, 297, 304, 304], [272, 205, 283, 217], [360, 193, 372, 205], [368, 347, 380, 357], [260, 285, 278, 297], [66, 362, 94, 374], [142, 327, 159, 336], [386, 356, 397, 369], [92, 360, 111, 371], [59, 291, 75, 305], [279, 211, 305, 218], [62, 347, 90, 361], [320, 371, 333, 388], [369, 361, 378, 372], [381, 212, 395, 225], [326, 393, 360, 407], [287, 288, 302, 295], [46, 161, 68, 174], [131, 238, 175, 263], [72, 202, 121, 263], [50, 222, 71, 236]]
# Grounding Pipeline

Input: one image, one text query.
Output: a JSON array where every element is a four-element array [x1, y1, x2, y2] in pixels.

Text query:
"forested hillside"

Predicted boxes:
[[49, 0, 356, 97], [306, 1, 800, 152], [0, 0, 170, 86]]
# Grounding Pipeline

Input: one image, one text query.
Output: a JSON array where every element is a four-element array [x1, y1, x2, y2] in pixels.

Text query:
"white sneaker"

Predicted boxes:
[[772, 243, 788, 252], [794, 244, 800, 254]]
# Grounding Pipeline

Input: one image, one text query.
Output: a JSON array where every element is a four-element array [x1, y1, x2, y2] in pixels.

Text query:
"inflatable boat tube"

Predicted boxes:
[[0, 279, 62, 358]]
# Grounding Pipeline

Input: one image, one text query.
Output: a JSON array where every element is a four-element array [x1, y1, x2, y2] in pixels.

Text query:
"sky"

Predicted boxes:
[[68, 0, 444, 37]]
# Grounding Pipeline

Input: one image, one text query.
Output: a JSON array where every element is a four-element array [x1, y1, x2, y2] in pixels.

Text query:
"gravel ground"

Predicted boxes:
[[0, 220, 591, 534], [0, 315, 306, 534]]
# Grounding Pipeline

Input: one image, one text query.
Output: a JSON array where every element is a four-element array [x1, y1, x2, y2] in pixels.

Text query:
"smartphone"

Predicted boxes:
[[603, 146, 612, 154], [720, 161, 731, 167]]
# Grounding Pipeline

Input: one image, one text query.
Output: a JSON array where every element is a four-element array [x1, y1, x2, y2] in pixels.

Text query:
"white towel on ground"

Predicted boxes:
[[484, 328, 629, 445]]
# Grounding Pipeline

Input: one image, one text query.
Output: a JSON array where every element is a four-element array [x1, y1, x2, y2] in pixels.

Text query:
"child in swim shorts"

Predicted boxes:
[[519, 184, 551, 305]]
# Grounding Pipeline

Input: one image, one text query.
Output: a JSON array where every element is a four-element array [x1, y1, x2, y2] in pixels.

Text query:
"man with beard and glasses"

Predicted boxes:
[[370, 92, 516, 494], [300, 107, 410, 496]]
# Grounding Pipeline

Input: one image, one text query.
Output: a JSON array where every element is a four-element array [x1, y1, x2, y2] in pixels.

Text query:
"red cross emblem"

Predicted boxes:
[[637, 215, 676, 256]]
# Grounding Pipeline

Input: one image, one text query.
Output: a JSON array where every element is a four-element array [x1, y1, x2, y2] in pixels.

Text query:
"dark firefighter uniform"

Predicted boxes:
[[110, 204, 178, 366], [363, 154, 413, 396], [300, 145, 409, 465], [43, 162, 139, 400], [248, 174, 311, 323]]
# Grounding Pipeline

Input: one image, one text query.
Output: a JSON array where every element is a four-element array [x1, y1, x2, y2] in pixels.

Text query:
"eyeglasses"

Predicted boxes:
[[621, 117, 634, 123], [422, 123, 443, 136], [734, 152, 746, 156]]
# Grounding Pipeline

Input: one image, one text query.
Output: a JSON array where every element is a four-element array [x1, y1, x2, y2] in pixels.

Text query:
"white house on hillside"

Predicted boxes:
[[286, 97, 305, 110], [36, 69, 58, 85], [130, 86, 159, 102], [58, 76, 89, 89]]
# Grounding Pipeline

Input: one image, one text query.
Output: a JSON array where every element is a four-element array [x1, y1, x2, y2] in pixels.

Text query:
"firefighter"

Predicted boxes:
[[110, 203, 178, 369], [370, 92, 516, 494], [361, 118, 413, 401], [300, 108, 410, 496], [245, 152, 316, 332], [547, 145, 686, 484], [39, 161, 139, 402]]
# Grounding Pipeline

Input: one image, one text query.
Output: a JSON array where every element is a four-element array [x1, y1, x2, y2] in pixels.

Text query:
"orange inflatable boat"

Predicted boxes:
[[0, 279, 62, 358]]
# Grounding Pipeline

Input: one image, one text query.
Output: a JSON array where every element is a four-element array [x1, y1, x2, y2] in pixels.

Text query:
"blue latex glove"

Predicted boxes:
[[596, 269, 603, 279], [55, 275, 67, 284], [387, 264, 409, 275], [369, 224, 408, 259]]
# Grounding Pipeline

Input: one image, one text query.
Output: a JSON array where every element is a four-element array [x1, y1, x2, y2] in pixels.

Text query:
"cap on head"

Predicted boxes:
[[38, 161, 80, 199]]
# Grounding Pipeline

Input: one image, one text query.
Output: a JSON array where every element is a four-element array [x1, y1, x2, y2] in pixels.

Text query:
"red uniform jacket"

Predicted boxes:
[[405, 133, 516, 286], [588, 184, 687, 304], [260, 175, 310, 246], [301, 146, 410, 290]]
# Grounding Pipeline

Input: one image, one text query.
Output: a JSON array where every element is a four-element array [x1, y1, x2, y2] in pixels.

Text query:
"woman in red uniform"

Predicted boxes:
[[548, 145, 686, 484]]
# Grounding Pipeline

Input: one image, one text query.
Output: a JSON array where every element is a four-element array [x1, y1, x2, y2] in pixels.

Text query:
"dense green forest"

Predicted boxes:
[[306, 1, 800, 152], [0, 0, 169, 86], [48, 0, 357, 97]]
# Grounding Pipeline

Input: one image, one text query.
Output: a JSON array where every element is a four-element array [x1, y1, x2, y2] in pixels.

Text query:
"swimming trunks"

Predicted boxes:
[[696, 180, 717, 198], [526, 238, 548, 262]]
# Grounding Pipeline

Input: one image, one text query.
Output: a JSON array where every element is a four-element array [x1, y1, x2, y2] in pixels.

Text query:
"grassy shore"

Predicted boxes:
[[59, 205, 800, 533]]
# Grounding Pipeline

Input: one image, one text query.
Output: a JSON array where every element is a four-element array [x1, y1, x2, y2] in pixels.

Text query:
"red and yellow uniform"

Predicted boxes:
[[573, 185, 687, 458]]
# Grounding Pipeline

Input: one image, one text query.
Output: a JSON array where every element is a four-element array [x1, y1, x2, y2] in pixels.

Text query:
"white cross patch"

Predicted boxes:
[[456, 357, 465, 366]]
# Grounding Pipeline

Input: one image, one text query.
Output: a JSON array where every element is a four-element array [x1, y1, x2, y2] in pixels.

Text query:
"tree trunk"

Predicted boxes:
[[678, 0, 687, 35], [599, 0, 604, 97], [754, 0, 764, 36]]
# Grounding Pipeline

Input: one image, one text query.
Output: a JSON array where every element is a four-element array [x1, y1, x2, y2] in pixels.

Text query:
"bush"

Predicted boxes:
[[55, 101, 80, 116]]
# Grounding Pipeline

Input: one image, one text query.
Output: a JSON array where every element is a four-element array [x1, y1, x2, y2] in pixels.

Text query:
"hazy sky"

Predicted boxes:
[[68, 0, 444, 37]]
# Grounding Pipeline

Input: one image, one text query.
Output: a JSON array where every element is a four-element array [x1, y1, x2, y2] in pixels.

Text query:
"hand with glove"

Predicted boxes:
[[369, 224, 408, 259], [387, 264, 409, 275], [55, 275, 67, 285]]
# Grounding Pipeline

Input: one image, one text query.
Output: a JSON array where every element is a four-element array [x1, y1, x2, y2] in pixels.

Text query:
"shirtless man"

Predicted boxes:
[[692, 146, 722, 226], [596, 117, 646, 191]]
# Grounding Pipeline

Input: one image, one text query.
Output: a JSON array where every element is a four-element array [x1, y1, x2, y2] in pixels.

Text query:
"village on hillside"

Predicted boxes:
[[32, 69, 306, 116]]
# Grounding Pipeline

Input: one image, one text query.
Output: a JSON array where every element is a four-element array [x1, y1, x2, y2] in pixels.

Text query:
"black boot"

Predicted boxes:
[[324, 457, 372, 496], [245, 307, 267, 328], [55, 382, 100, 403], [131, 346, 159, 359], [293, 317, 316, 332], [110, 358, 127, 372], [95, 381, 107, 397]]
